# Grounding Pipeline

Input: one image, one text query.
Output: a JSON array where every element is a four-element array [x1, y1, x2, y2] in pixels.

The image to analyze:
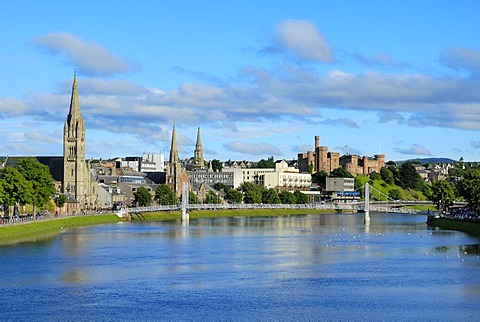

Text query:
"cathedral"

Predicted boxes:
[[62, 74, 95, 210], [3, 74, 96, 211]]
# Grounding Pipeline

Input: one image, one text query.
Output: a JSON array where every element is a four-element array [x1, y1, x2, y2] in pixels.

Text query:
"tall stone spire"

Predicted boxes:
[[167, 123, 181, 195], [63, 73, 90, 210], [68, 73, 81, 120], [169, 123, 178, 163], [193, 127, 204, 169], [65, 73, 84, 140]]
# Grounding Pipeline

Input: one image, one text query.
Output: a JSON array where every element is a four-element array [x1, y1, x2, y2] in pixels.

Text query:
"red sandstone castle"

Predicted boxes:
[[297, 136, 385, 176]]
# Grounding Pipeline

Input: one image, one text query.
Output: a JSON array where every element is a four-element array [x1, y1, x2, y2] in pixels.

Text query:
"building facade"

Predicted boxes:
[[339, 154, 385, 176], [62, 74, 95, 210], [297, 136, 339, 174], [166, 124, 189, 197], [298, 135, 385, 176]]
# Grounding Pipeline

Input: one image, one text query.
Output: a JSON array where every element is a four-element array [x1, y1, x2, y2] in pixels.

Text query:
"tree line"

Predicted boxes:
[[0, 157, 57, 217], [3, 157, 480, 216], [132, 181, 309, 207]]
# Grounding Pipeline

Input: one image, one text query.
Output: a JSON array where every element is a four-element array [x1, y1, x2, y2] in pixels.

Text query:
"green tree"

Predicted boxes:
[[397, 162, 424, 190], [369, 171, 382, 181], [429, 180, 455, 213], [210, 159, 223, 172], [458, 169, 480, 213], [330, 168, 353, 178], [224, 188, 243, 204], [257, 156, 275, 169], [312, 170, 328, 188], [188, 191, 200, 204], [307, 163, 314, 174], [155, 184, 177, 205], [54, 194, 67, 211], [0, 167, 33, 218], [16, 157, 55, 216], [380, 167, 394, 184], [388, 189, 402, 200], [239, 182, 265, 204], [213, 182, 227, 191], [204, 190, 222, 204], [279, 190, 297, 204], [134, 186, 152, 206], [244, 189, 262, 204], [262, 188, 281, 204], [294, 190, 308, 204]]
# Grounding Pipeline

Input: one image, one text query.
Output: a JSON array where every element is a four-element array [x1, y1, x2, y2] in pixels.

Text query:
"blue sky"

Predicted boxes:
[[1, 1, 479, 162]]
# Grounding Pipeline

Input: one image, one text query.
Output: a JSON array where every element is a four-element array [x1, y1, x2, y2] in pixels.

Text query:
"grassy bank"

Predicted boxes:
[[428, 217, 480, 235], [1, 208, 337, 245], [0, 215, 121, 245]]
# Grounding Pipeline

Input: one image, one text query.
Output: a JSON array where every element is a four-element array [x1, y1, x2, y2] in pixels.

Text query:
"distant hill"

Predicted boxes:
[[395, 157, 457, 164]]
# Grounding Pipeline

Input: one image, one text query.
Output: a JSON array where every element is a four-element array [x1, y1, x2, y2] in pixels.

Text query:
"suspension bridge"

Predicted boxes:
[[125, 183, 432, 218]]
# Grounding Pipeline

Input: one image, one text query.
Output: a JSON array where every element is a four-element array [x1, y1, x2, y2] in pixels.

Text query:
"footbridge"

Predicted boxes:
[[126, 200, 426, 215], [126, 182, 432, 216]]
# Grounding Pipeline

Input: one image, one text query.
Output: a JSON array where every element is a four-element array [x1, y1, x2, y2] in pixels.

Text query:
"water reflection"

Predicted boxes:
[[2, 213, 480, 321], [61, 268, 86, 284]]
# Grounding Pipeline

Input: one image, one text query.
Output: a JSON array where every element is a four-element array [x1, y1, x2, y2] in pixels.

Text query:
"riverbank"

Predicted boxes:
[[0, 215, 121, 245], [427, 217, 480, 235], [0, 208, 335, 245]]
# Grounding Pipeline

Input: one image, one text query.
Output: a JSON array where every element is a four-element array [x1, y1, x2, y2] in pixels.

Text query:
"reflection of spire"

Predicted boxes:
[[169, 123, 178, 163]]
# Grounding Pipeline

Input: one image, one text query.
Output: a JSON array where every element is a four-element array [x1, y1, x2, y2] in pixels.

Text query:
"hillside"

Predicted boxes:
[[355, 175, 427, 201]]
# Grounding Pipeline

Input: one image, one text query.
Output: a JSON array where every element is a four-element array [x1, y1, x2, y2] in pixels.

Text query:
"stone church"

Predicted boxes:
[[62, 74, 95, 210], [4, 74, 96, 211]]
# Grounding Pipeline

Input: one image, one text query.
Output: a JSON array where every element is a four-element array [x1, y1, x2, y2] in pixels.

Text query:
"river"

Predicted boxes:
[[1, 213, 480, 321]]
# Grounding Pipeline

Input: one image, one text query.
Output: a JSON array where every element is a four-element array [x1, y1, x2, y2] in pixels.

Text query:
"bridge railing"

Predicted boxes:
[[126, 202, 425, 214]]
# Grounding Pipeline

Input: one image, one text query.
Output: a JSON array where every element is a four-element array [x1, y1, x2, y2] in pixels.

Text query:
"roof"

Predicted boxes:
[[4, 156, 64, 182]]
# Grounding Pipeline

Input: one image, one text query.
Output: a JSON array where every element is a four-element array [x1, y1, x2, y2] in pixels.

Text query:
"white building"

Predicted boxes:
[[221, 167, 244, 189], [263, 160, 312, 191], [140, 153, 165, 172], [117, 153, 165, 173]]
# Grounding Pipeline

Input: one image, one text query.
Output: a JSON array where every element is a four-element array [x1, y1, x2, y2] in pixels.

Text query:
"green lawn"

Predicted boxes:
[[0, 215, 121, 245]]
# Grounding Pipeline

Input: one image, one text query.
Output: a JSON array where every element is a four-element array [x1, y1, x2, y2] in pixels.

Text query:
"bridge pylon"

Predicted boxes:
[[181, 183, 189, 222], [364, 182, 370, 224]]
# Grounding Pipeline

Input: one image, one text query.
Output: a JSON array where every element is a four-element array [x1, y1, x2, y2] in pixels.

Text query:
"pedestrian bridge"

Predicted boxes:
[[127, 201, 426, 215]]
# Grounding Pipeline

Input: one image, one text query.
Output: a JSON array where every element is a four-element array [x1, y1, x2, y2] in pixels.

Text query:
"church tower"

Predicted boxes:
[[192, 127, 204, 169], [167, 124, 181, 195], [166, 123, 190, 197], [63, 73, 90, 209]]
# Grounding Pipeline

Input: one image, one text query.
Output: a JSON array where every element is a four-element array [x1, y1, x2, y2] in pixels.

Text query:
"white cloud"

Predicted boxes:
[[33, 32, 132, 76], [274, 19, 333, 62], [440, 47, 480, 75], [470, 141, 480, 149], [393, 145, 432, 156], [0, 98, 30, 117], [320, 117, 359, 128], [224, 142, 282, 156]]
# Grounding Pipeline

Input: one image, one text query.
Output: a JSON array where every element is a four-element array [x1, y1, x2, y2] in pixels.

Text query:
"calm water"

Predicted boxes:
[[1, 213, 480, 321]]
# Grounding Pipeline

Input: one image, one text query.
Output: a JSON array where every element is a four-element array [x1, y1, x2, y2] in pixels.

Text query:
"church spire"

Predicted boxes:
[[195, 127, 202, 148], [169, 123, 178, 163], [193, 126, 204, 169], [67, 72, 82, 122]]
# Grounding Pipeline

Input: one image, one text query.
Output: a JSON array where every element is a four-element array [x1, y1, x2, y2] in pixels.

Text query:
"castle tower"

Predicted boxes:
[[63, 73, 90, 209], [192, 127, 204, 169]]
